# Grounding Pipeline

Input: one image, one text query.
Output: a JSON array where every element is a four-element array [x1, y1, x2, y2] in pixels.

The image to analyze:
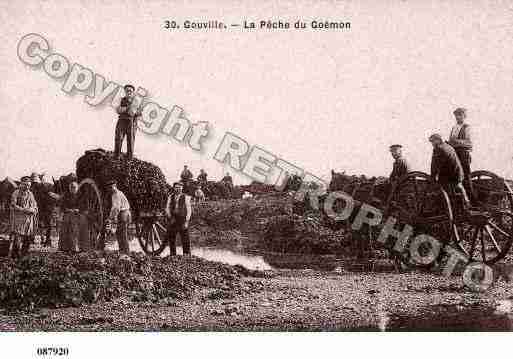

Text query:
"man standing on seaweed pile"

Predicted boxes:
[[114, 84, 140, 159]]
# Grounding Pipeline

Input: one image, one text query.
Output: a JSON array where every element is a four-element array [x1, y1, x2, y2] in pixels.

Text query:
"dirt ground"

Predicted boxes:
[[1, 268, 512, 331]]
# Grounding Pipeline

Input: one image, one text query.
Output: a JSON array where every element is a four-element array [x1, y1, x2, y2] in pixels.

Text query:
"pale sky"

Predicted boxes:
[[1, 0, 513, 185]]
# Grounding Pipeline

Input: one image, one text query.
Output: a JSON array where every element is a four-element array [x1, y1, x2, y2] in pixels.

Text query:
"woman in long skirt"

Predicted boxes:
[[57, 181, 90, 253]]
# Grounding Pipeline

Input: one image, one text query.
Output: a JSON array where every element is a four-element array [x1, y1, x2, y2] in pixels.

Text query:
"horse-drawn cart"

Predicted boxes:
[[328, 170, 513, 266], [75, 149, 171, 256], [76, 177, 170, 256], [387, 170, 513, 265]]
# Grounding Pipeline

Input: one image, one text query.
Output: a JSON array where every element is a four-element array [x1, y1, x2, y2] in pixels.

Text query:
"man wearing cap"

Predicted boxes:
[[105, 180, 131, 256], [180, 165, 193, 182], [429, 134, 469, 204], [197, 169, 208, 184], [447, 107, 474, 202], [114, 84, 140, 159], [389, 145, 411, 183], [165, 182, 193, 256], [10, 176, 38, 258]]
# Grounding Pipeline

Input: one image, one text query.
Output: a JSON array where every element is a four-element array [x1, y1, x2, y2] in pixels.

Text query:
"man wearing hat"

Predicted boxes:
[[429, 133, 469, 204], [448, 107, 474, 202], [165, 181, 193, 256], [105, 180, 131, 257], [389, 144, 411, 183], [10, 176, 38, 258], [114, 84, 140, 159]]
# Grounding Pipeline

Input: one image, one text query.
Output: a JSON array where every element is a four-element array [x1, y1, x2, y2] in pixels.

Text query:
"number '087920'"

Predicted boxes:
[[36, 347, 69, 356]]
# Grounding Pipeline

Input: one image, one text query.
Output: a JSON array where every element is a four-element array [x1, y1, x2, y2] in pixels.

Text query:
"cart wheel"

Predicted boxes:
[[450, 171, 513, 265], [136, 216, 167, 256], [452, 210, 513, 265], [77, 178, 104, 250], [385, 172, 455, 268]]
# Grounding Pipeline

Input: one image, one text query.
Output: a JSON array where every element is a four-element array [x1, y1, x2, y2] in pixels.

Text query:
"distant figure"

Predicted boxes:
[[448, 107, 474, 202], [165, 182, 192, 256], [10, 176, 38, 258], [242, 191, 253, 200], [194, 185, 206, 203], [180, 165, 193, 183], [197, 169, 208, 184], [429, 133, 469, 205], [388, 144, 410, 183], [114, 84, 140, 159], [222, 172, 233, 187], [106, 180, 131, 257]]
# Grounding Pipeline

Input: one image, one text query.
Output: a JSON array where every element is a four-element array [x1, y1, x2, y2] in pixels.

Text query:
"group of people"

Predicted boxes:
[[10, 82, 476, 260], [8, 175, 194, 259], [388, 107, 474, 205], [104, 179, 195, 259], [179, 165, 234, 202], [9, 175, 92, 257]]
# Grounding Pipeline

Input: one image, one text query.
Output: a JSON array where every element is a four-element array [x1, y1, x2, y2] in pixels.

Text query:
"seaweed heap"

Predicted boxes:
[[0, 252, 243, 311], [262, 214, 348, 255], [236, 181, 280, 196], [193, 194, 293, 231], [76, 149, 170, 213]]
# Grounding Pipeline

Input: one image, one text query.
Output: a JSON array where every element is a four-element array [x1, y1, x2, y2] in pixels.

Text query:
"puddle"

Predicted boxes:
[[105, 238, 401, 273], [105, 240, 273, 271], [383, 300, 513, 331]]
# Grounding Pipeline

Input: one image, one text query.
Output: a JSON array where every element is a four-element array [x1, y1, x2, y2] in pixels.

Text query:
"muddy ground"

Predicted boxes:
[[1, 267, 512, 331]]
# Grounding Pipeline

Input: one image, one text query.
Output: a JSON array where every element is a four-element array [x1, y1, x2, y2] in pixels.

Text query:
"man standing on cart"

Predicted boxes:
[[389, 144, 410, 183], [165, 182, 192, 256], [429, 133, 469, 206], [447, 107, 474, 203], [114, 84, 140, 159]]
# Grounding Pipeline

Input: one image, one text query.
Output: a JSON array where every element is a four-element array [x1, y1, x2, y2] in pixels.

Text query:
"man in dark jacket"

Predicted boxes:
[[448, 107, 474, 202], [429, 133, 469, 204], [165, 182, 192, 256], [180, 165, 193, 183], [389, 144, 410, 182], [197, 169, 208, 184]]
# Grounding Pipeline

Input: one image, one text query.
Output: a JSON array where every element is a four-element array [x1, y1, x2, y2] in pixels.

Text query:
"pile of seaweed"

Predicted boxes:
[[0, 252, 243, 311]]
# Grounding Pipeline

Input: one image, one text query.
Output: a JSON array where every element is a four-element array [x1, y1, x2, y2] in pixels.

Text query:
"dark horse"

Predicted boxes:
[[31, 173, 77, 246], [323, 170, 393, 259]]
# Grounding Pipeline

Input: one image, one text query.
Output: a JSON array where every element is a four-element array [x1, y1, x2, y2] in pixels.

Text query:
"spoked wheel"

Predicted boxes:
[[385, 172, 455, 268], [77, 178, 104, 250], [451, 171, 513, 265], [136, 214, 167, 256], [452, 211, 513, 265]]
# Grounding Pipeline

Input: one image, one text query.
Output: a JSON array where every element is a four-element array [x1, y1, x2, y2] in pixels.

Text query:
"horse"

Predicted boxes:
[[0, 177, 18, 231]]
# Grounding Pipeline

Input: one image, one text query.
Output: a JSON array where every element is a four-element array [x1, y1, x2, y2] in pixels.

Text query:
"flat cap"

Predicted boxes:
[[389, 144, 402, 150], [453, 107, 467, 115], [429, 133, 443, 142], [124, 84, 135, 91], [173, 182, 183, 187], [20, 176, 31, 182], [105, 179, 117, 186]]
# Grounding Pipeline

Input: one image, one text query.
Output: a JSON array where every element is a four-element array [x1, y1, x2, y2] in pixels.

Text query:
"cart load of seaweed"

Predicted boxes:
[[76, 149, 170, 213]]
